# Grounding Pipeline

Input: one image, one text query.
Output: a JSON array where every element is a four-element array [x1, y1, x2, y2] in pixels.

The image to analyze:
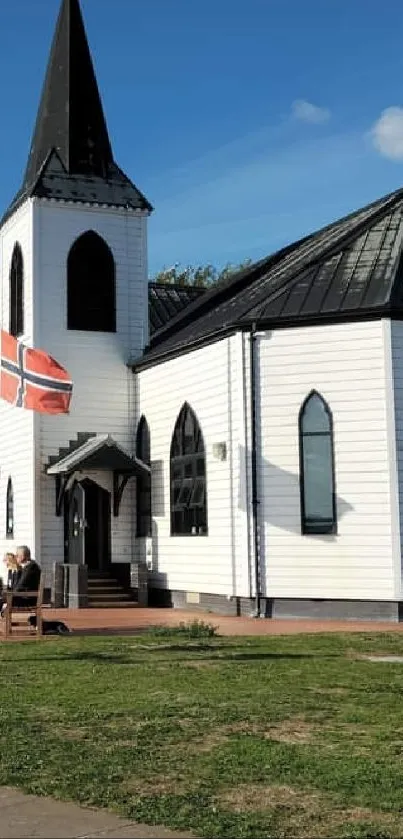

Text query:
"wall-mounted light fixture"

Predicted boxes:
[[212, 442, 227, 461]]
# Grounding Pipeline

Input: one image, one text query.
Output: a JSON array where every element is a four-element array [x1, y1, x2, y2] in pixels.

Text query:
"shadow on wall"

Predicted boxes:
[[237, 443, 354, 601], [237, 443, 353, 540]]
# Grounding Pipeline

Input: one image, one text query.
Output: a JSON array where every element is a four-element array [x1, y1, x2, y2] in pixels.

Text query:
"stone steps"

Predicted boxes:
[[87, 570, 135, 608]]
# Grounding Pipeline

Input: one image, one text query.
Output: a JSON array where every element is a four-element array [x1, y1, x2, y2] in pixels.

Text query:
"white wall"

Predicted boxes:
[[0, 201, 36, 565], [137, 334, 252, 598], [31, 200, 148, 576], [391, 319, 403, 592], [257, 319, 400, 601]]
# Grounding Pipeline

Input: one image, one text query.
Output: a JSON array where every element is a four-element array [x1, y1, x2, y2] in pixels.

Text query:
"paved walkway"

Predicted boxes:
[[3, 606, 403, 639], [0, 787, 192, 838], [42, 606, 403, 636]]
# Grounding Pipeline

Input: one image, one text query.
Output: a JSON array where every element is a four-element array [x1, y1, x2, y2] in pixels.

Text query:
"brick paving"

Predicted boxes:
[[3, 605, 403, 641], [40, 606, 403, 636]]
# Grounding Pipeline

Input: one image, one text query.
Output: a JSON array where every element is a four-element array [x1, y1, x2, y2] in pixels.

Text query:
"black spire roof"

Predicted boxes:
[[135, 187, 403, 370], [2, 0, 151, 224]]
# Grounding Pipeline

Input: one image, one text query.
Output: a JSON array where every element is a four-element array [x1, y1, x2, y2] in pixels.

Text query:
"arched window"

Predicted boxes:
[[170, 403, 207, 536], [136, 416, 152, 537], [6, 478, 14, 539], [9, 243, 24, 337], [67, 231, 116, 332], [299, 391, 336, 535]]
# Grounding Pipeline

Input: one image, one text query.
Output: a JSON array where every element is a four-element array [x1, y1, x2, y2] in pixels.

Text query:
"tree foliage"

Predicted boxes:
[[152, 260, 252, 288]]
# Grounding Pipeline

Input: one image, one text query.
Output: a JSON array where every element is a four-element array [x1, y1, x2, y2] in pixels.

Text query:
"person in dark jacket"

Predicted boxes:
[[1, 546, 41, 616], [12, 546, 41, 606]]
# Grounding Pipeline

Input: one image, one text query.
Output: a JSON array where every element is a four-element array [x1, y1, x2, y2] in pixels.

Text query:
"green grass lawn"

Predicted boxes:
[[3, 630, 403, 838]]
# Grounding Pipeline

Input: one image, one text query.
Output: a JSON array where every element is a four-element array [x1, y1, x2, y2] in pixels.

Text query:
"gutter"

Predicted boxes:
[[249, 322, 261, 617]]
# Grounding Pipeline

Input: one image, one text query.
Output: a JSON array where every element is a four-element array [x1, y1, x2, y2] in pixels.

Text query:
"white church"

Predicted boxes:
[[1, 0, 403, 621]]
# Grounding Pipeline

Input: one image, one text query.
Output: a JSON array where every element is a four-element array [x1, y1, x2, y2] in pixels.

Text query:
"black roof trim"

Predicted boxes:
[[133, 309, 402, 373], [147, 187, 403, 352], [132, 327, 238, 372], [135, 185, 403, 370], [147, 236, 312, 347]]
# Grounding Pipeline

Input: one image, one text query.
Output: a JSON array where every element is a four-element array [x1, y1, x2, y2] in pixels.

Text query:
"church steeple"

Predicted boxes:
[[3, 0, 151, 223], [25, 0, 113, 184]]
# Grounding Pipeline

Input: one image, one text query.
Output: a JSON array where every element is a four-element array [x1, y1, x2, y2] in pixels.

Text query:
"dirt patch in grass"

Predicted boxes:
[[193, 729, 230, 752], [310, 686, 349, 696], [218, 784, 403, 838], [123, 774, 188, 797], [218, 783, 321, 813], [193, 716, 318, 752], [263, 716, 318, 744], [321, 806, 403, 839], [50, 724, 90, 741]]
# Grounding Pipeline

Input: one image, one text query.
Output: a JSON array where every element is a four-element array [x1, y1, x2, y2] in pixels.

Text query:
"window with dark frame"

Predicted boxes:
[[67, 230, 116, 332], [136, 415, 152, 537], [170, 403, 207, 536], [6, 478, 14, 539], [9, 243, 24, 337], [299, 391, 336, 535]]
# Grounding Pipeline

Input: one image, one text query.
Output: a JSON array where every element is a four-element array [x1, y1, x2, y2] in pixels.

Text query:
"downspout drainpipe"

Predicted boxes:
[[249, 322, 261, 617]]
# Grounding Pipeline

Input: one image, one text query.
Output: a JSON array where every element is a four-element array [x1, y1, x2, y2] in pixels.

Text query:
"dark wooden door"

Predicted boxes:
[[68, 482, 86, 565], [82, 479, 111, 571]]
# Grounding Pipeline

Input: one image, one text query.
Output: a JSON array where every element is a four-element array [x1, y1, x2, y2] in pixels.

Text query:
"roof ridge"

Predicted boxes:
[[148, 234, 314, 346], [234, 189, 403, 325], [148, 187, 403, 350], [148, 281, 206, 293]]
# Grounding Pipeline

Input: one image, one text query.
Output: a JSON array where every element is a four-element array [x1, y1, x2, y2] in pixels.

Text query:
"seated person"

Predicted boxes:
[[3, 552, 20, 590], [1, 546, 41, 617]]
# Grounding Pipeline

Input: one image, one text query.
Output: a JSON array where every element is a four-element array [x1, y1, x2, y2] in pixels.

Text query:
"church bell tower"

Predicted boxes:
[[0, 0, 152, 583]]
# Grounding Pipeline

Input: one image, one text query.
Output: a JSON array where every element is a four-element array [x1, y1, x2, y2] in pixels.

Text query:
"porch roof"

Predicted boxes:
[[46, 433, 150, 477]]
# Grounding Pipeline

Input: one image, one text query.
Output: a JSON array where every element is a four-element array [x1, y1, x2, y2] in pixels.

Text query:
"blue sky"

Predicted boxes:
[[1, 0, 403, 275]]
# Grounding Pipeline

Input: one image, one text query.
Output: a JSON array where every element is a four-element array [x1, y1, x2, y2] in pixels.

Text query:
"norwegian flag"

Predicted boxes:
[[0, 330, 73, 415]]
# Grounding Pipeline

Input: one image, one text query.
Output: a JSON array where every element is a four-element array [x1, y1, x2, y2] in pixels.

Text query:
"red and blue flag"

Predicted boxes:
[[0, 331, 73, 415]]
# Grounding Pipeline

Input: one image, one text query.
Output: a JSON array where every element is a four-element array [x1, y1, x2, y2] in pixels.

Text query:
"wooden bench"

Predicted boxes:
[[3, 575, 44, 639]]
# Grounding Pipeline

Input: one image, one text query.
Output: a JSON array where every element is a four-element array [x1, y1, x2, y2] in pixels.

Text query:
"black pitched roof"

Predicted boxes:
[[134, 187, 403, 370], [148, 282, 206, 335], [2, 0, 151, 225]]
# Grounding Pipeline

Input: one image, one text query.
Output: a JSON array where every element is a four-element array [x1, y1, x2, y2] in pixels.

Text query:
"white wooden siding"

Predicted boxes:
[[390, 319, 403, 593], [137, 334, 251, 598], [0, 201, 36, 562], [257, 319, 399, 601], [31, 201, 148, 578]]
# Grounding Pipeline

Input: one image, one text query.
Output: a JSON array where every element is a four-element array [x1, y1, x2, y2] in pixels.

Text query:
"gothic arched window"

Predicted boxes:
[[170, 403, 207, 536], [6, 478, 14, 539], [299, 391, 336, 535], [9, 243, 24, 337], [136, 416, 152, 537], [67, 231, 116, 332]]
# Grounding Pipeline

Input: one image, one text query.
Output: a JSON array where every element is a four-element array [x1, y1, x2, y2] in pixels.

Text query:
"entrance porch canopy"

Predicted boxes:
[[47, 433, 150, 517]]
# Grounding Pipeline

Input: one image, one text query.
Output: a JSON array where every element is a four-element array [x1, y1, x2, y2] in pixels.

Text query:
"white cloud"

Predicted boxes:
[[291, 99, 331, 124], [371, 107, 403, 161]]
